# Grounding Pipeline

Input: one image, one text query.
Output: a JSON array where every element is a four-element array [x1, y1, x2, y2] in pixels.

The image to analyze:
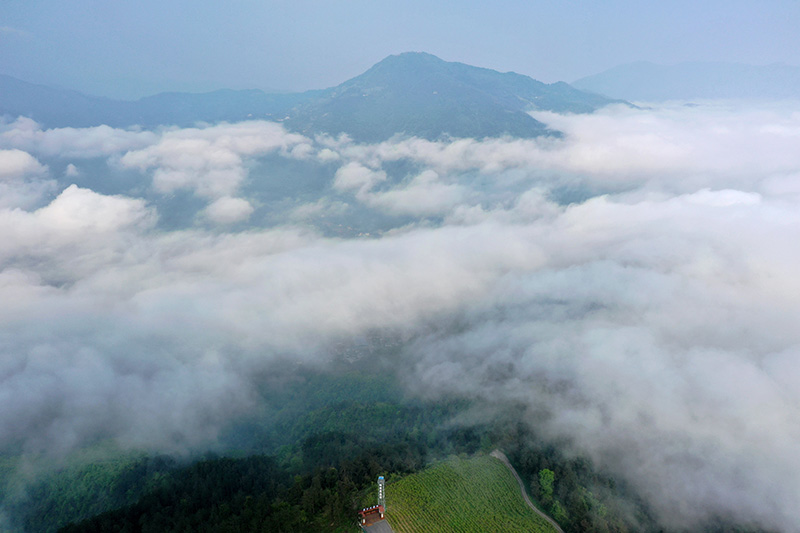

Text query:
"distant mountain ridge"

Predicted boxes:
[[0, 74, 317, 128], [573, 61, 800, 101], [283, 52, 619, 141], [1, 53, 621, 140]]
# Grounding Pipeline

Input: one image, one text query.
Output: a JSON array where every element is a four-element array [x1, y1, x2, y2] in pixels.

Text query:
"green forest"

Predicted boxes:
[[0, 364, 764, 533]]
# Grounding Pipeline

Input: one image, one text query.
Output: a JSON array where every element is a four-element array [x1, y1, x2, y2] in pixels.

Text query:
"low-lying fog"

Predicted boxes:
[[2, 100, 800, 530]]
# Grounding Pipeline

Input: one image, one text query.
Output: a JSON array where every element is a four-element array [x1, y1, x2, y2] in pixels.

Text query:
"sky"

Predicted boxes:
[[2, 0, 800, 99]]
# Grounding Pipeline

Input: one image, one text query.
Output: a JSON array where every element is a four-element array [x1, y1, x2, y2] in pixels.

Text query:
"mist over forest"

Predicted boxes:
[[1, 87, 800, 531], [2, 1, 800, 528]]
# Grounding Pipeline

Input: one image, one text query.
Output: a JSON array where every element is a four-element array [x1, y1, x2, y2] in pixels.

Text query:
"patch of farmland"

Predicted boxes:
[[384, 454, 557, 533]]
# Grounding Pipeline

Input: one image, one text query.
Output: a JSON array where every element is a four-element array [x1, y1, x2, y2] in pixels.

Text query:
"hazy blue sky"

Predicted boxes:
[[2, 0, 800, 99]]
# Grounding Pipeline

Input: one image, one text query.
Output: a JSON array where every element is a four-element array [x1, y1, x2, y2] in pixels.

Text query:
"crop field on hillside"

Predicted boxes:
[[383, 454, 556, 533]]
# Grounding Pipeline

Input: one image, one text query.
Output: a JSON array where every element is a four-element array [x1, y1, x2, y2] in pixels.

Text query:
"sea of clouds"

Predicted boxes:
[[2, 101, 800, 530]]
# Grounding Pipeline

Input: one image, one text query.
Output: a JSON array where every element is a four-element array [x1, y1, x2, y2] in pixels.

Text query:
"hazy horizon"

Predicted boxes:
[[2, 0, 800, 99]]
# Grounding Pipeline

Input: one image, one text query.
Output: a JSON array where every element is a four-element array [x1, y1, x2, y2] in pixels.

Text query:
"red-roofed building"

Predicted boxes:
[[358, 504, 385, 526]]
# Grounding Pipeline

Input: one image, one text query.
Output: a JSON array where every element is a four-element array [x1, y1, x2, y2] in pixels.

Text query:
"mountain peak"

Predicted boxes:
[[282, 52, 620, 141], [381, 51, 442, 62], [355, 52, 458, 85], [361, 52, 502, 82]]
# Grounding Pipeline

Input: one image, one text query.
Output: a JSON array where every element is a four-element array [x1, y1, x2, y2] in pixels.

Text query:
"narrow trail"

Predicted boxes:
[[490, 449, 565, 533]]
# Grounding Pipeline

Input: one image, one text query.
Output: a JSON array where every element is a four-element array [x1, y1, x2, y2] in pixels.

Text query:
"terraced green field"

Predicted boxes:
[[384, 454, 557, 533]]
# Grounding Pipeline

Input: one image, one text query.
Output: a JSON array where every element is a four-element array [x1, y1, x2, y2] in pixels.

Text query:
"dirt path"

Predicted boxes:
[[490, 449, 565, 533], [363, 520, 394, 532]]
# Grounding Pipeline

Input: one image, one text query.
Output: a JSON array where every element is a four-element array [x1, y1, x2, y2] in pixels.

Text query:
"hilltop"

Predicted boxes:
[[283, 52, 619, 141]]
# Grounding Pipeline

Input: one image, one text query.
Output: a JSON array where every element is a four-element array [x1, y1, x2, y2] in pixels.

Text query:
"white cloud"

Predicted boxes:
[[0, 117, 157, 158], [120, 121, 309, 199], [329, 101, 800, 202], [363, 170, 468, 216], [201, 196, 254, 224], [0, 149, 46, 180], [530, 102, 800, 188], [64, 163, 79, 177], [332, 161, 386, 195], [0, 180, 55, 210], [33, 184, 152, 234], [394, 188, 800, 531], [2, 102, 800, 531], [289, 198, 350, 221], [0, 149, 53, 209], [0, 185, 155, 284], [316, 148, 340, 163]]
